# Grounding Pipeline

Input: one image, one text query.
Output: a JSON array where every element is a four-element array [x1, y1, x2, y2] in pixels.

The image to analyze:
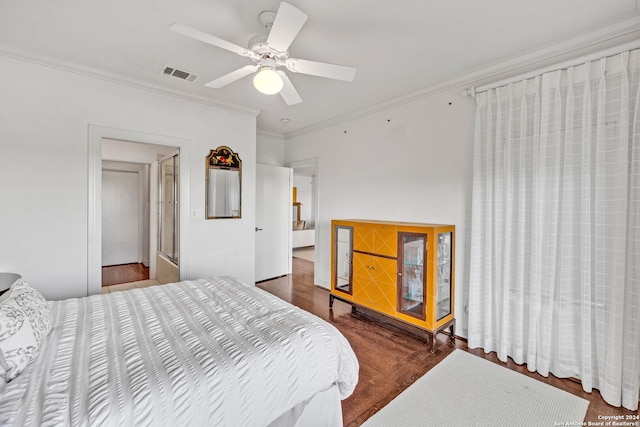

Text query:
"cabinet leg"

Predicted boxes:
[[429, 333, 436, 353], [351, 305, 356, 314], [329, 294, 334, 309], [449, 320, 456, 345]]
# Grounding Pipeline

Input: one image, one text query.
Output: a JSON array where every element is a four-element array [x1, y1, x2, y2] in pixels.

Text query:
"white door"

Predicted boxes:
[[102, 169, 140, 266], [255, 164, 292, 282]]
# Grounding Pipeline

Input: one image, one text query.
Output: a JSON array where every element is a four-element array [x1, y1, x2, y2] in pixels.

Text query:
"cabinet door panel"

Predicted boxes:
[[354, 224, 397, 257], [353, 253, 397, 315], [436, 231, 453, 321], [398, 232, 427, 320], [333, 225, 353, 295]]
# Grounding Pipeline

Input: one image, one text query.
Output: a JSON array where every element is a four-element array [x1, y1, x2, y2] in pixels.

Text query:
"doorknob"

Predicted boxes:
[[255, 227, 263, 231]]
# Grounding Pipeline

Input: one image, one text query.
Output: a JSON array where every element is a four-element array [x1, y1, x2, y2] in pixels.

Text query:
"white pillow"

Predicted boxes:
[[0, 279, 52, 381]]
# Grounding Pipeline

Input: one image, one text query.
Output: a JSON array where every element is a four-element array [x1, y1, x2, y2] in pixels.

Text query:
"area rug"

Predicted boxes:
[[362, 349, 589, 427], [292, 247, 314, 262]]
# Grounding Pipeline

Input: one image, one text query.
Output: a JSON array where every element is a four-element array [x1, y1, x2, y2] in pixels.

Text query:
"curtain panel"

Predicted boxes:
[[468, 49, 640, 410]]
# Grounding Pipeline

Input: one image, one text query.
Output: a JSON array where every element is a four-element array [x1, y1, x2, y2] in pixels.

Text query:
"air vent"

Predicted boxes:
[[163, 66, 198, 82]]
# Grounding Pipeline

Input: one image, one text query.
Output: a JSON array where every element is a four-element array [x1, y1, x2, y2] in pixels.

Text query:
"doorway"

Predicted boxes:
[[101, 162, 149, 288], [100, 140, 179, 289], [88, 125, 190, 297], [102, 164, 145, 267], [286, 158, 319, 281]]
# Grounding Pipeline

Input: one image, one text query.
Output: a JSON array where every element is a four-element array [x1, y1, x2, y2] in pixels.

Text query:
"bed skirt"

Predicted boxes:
[[268, 384, 343, 427]]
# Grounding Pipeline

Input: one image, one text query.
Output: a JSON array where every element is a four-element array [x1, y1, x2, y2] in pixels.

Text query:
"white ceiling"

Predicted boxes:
[[1, 0, 639, 136]]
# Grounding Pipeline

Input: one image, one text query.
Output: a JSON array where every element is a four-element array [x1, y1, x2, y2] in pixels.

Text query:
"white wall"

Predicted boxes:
[[256, 132, 285, 166], [285, 89, 475, 336], [0, 54, 257, 300], [102, 138, 177, 163]]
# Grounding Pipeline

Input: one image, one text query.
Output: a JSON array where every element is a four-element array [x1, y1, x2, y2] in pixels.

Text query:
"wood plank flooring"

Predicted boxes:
[[257, 258, 636, 427], [102, 263, 149, 286]]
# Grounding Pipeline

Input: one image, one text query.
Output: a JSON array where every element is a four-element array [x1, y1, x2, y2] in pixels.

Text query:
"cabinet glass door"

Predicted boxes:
[[398, 233, 426, 319], [334, 226, 353, 294], [436, 232, 452, 320]]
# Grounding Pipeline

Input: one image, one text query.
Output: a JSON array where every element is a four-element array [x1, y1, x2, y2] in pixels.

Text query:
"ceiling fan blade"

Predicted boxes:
[[266, 2, 308, 53], [170, 22, 253, 57], [204, 65, 259, 88], [277, 71, 302, 105], [286, 58, 356, 81]]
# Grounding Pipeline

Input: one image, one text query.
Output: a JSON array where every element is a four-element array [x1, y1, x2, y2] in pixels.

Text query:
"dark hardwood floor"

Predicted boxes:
[[102, 263, 149, 286], [257, 258, 636, 427]]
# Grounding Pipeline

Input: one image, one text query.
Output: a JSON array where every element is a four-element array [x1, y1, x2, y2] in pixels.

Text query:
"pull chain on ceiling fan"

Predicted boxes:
[[170, 1, 356, 105]]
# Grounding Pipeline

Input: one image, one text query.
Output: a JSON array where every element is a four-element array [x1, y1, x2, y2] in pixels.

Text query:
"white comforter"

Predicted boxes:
[[0, 277, 359, 427]]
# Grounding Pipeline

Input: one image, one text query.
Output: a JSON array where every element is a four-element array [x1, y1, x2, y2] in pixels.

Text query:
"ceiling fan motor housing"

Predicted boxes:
[[260, 57, 277, 70], [248, 35, 270, 54], [248, 34, 288, 65]]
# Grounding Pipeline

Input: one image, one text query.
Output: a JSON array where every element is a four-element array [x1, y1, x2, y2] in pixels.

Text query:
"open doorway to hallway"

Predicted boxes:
[[292, 174, 315, 261], [288, 158, 318, 269]]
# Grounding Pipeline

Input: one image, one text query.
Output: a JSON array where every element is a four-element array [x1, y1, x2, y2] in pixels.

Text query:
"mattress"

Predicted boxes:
[[0, 277, 359, 426]]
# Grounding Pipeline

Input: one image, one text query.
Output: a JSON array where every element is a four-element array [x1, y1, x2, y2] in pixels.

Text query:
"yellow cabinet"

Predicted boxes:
[[352, 252, 397, 316], [353, 223, 397, 258], [330, 219, 455, 352]]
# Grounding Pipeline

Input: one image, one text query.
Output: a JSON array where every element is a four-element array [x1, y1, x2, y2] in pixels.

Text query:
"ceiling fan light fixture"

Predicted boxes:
[[170, 2, 355, 106], [253, 67, 283, 95]]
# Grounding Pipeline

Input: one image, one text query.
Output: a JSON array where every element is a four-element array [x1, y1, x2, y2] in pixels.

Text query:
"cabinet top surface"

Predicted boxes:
[[333, 219, 454, 228]]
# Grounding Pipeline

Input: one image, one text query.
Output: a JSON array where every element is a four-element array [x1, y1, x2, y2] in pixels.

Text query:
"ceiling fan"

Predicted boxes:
[[170, 1, 356, 105]]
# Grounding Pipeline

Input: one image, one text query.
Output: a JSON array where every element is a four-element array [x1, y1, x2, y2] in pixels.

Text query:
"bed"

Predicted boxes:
[[0, 276, 359, 426]]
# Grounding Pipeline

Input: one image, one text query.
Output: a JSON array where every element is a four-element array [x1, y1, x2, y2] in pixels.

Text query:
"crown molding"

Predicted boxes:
[[284, 16, 640, 140], [257, 129, 285, 139], [467, 16, 640, 93], [2, 13, 638, 142], [0, 44, 260, 118]]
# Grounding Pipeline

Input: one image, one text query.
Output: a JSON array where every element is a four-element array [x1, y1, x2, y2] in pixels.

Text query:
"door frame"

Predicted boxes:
[[286, 157, 319, 281], [102, 162, 146, 266], [88, 125, 190, 297]]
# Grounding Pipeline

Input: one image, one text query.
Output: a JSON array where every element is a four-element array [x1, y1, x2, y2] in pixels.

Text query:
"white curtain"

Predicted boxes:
[[468, 49, 640, 410]]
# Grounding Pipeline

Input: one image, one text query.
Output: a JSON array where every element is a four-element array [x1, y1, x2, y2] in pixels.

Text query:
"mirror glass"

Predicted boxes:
[[205, 146, 242, 219]]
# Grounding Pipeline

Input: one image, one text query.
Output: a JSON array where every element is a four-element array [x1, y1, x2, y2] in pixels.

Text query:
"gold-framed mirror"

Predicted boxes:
[[205, 146, 242, 219]]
